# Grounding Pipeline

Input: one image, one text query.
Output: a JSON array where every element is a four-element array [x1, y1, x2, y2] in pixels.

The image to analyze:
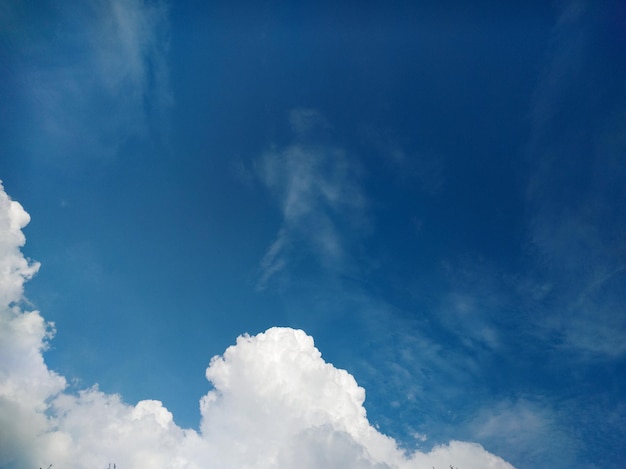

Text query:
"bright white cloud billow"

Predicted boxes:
[[0, 183, 514, 468]]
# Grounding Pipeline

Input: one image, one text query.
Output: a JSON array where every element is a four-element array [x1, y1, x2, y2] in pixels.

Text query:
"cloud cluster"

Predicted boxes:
[[0, 182, 514, 468]]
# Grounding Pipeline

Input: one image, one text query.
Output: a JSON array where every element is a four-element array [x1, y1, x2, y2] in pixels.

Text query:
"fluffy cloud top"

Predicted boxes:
[[0, 182, 514, 469]]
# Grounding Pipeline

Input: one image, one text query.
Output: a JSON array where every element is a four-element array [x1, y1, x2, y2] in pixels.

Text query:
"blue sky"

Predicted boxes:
[[1, 1, 625, 468]]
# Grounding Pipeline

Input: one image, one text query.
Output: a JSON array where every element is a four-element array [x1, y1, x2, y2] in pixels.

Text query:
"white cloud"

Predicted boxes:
[[0, 182, 514, 468], [0, 181, 66, 468]]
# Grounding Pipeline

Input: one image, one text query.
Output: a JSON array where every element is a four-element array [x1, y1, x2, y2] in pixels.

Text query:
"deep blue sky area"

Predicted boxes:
[[1, 1, 626, 468]]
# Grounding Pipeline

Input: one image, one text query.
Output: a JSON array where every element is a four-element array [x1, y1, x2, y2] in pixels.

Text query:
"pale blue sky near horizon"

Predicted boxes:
[[1, 1, 625, 467]]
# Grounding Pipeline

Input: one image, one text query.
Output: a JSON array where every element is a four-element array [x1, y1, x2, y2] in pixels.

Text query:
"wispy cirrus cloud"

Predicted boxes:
[[525, 0, 626, 359], [256, 109, 367, 289]]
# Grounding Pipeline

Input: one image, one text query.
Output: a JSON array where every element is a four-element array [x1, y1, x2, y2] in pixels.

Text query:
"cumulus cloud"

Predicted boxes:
[[0, 182, 514, 468], [0, 182, 65, 468], [257, 109, 367, 288]]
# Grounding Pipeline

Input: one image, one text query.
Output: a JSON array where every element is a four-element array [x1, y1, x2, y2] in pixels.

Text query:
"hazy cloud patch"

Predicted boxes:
[[466, 399, 577, 468]]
